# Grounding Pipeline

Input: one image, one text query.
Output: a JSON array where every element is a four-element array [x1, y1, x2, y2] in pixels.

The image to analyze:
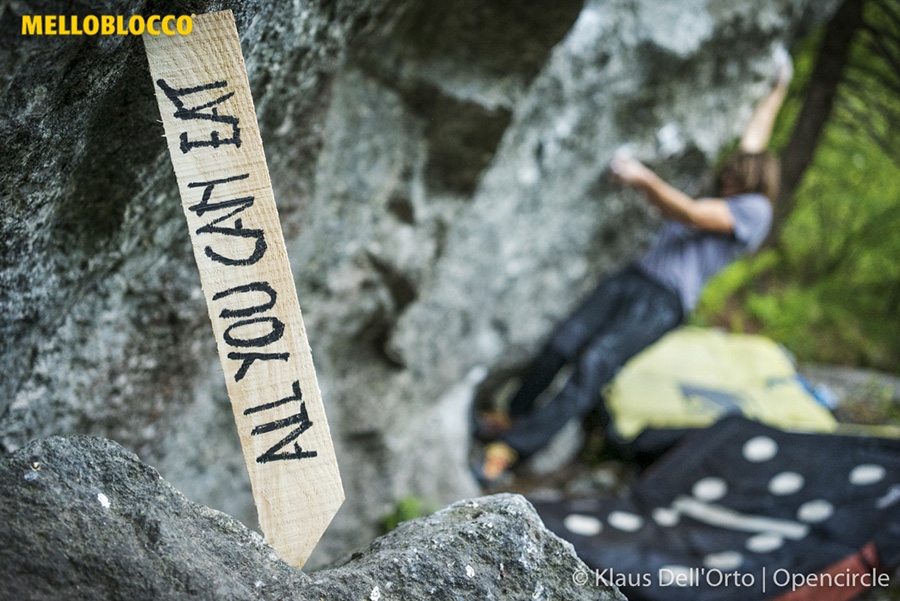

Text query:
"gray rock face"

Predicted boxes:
[[800, 365, 900, 406], [0, 436, 623, 601], [1, 0, 839, 565]]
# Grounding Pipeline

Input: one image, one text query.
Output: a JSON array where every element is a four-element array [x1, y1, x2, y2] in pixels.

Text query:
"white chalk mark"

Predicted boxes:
[[564, 514, 603, 536], [692, 477, 728, 501], [746, 532, 785, 553], [704, 550, 744, 570], [850, 464, 886, 486], [652, 507, 680, 527], [768, 472, 804, 496], [672, 496, 808, 540], [743, 436, 778, 462], [607, 511, 643, 532], [797, 499, 833, 523]]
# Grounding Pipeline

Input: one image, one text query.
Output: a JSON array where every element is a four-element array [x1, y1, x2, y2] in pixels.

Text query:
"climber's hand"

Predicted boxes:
[[610, 156, 653, 187], [773, 44, 793, 87]]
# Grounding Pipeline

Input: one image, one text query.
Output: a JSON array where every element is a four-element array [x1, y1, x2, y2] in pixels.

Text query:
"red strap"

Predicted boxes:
[[769, 542, 882, 601]]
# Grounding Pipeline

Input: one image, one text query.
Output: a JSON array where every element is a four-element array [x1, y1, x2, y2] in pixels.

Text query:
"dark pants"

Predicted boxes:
[[499, 266, 682, 458]]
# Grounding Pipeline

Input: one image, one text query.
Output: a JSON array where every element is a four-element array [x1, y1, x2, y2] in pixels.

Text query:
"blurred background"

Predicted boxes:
[[1, 0, 897, 571]]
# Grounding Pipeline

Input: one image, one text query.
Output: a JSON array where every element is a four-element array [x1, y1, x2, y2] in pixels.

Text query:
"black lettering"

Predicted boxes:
[[156, 78, 241, 153], [228, 351, 289, 382], [198, 220, 267, 266], [212, 281, 277, 319], [223, 317, 284, 348], [250, 408, 310, 435], [253, 402, 317, 464], [244, 380, 302, 415], [187, 175, 267, 266], [244, 381, 317, 463], [187, 174, 250, 216]]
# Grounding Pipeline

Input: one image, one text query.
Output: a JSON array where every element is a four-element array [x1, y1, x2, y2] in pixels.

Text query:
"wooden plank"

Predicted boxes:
[[143, 10, 343, 568]]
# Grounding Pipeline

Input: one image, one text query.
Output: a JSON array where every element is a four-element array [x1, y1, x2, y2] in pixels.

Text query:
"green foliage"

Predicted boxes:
[[695, 9, 900, 371], [379, 496, 436, 534]]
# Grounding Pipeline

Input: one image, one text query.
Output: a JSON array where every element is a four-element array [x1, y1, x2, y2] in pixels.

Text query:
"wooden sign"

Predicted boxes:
[[143, 10, 343, 568]]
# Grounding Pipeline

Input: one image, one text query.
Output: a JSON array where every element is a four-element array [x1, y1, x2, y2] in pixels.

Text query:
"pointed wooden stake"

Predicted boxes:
[[143, 10, 343, 568]]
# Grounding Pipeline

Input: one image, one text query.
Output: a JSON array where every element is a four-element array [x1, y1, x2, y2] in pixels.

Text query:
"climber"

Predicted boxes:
[[475, 47, 793, 485]]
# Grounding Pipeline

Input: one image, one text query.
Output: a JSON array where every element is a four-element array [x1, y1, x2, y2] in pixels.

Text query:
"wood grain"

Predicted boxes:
[[143, 10, 343, 568]]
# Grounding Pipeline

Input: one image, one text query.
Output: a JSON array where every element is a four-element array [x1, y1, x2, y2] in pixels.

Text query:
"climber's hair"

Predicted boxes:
[[717, 151, 780, 203]]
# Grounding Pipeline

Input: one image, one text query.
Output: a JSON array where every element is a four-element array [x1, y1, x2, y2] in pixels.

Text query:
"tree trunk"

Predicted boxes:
[[771, 0, 867, 242]]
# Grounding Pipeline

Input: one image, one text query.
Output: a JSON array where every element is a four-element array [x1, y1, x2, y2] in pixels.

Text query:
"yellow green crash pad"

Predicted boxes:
[[605, 327, 837, 443]]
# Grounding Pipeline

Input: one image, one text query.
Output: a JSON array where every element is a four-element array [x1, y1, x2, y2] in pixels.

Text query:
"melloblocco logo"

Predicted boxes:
[[21, 14, 193, 36]]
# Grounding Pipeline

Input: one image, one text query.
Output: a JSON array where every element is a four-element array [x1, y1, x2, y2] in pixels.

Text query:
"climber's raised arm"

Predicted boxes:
[[740, 46, 793, 153], [610, 157, 734, 233]]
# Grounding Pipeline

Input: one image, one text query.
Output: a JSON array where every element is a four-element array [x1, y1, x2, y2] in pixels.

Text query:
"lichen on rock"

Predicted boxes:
[[0, 436, 623, 601]]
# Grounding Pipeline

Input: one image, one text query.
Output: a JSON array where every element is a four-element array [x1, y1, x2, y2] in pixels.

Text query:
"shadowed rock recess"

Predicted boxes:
[[2, 0, 839, 569], [0, 436, 623, 601]]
